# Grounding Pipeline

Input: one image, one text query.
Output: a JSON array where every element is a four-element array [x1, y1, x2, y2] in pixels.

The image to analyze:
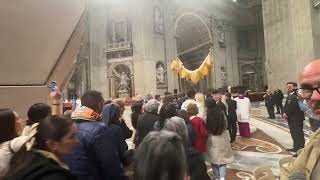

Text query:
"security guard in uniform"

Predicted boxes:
[[283, 82, 305, 153]]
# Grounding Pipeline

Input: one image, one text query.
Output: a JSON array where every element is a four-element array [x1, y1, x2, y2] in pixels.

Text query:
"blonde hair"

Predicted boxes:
[[112, 99, 125, 108]]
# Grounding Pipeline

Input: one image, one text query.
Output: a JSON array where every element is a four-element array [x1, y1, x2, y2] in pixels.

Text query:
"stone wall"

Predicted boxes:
[[85, 0, 268, 97], [262, 0, 320, 91]]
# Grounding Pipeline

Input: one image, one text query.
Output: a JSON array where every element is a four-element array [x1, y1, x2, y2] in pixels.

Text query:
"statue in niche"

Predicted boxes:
[[113, 69, 131, 92], [119, 71, 130, 91], [154, 7, 164, 34], [156, 63, 166, 84], [218, 25, 226, 48], [221, 66, 227, 86]]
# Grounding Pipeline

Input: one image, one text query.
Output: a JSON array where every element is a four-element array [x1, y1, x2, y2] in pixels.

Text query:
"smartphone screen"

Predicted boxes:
[[49, 81, 57, 92]]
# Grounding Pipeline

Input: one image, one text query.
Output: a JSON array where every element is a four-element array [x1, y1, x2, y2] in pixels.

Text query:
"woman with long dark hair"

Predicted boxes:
[[0, 109, 23, 177], [4, 115, 78, 180], [0, 109, 19, 144], [131, 102, 143, 130], [205, 98, 234, 180]]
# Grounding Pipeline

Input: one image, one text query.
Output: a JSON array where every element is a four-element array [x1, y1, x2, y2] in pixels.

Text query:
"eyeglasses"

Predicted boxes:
[[298, 85, 320, 99]]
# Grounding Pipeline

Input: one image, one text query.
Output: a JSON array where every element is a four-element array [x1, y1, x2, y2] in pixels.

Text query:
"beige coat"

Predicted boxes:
[[0, 123, 38, 177], [0, 136, 29, 176], [206, 130, 234, 165], [281, 129, 320, 180]]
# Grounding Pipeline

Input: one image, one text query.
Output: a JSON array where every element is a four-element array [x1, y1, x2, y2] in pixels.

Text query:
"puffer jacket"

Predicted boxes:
[[64, 120, 128, 180], [136, 112, 160, 145]]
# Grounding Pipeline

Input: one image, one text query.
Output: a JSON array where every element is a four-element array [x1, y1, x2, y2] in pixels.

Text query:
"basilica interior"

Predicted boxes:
[[66, 0, 267, 99], [1, 0, 320, 179]]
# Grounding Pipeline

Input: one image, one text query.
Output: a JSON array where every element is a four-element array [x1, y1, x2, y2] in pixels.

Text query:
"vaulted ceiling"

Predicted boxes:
[[175, 14, 211, 55]]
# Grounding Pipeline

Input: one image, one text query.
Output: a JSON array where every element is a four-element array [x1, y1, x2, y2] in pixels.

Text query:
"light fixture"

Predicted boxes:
[[233, 0, 237, 2]]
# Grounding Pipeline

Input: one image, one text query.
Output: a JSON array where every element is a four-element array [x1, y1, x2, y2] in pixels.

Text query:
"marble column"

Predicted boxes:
[[262, 0, 319, 90], [88, 0, 109, 98], [131, 0, 157, 96]]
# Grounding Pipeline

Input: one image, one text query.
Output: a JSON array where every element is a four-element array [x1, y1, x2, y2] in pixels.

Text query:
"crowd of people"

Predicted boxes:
[[0, 84, 253, 180], [2, 59, 320, 180]]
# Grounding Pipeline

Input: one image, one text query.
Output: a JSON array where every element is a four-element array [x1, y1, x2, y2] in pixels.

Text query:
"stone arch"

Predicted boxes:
[[174, 12, 212, 92], [107, 62, 134, 77], [174, 12, 212, 41], [107, 62, 134, 98], [174, 12, 212, 54]]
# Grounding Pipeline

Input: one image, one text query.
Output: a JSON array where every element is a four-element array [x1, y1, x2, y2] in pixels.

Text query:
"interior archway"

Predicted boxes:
[[175, 12, 212, 91]]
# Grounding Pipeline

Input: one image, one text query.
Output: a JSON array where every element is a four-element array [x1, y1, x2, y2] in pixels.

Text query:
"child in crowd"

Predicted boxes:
[[205, 98, 234, 180], [187, 103, 208, 154], [177, 110, 196, 147]]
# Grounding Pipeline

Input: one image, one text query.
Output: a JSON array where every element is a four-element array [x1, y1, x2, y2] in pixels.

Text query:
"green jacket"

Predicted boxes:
[[281, 129, 320, 180]]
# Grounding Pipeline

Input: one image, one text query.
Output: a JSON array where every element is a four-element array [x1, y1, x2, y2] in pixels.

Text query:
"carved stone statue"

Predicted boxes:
[[154, 7, 164, 33], [156, 64, 166, 84], [113, 69, 130, 92], [218, 25, 226, 48], [118, 71, 130, 91]]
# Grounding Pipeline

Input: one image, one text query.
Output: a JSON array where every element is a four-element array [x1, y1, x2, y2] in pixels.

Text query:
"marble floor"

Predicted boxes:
[[121, 102, 311, 179]]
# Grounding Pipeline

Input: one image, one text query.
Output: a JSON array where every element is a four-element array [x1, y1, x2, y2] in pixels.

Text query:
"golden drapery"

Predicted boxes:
[[170, 50, 213, 84]]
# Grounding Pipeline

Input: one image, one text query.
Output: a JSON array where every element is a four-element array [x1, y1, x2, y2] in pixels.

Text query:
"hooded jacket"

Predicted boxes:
[[101, 104, 129, 164]]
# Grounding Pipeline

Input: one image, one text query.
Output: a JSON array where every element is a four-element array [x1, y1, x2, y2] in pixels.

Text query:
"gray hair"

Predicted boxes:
[[144, 99, 160, 113], [134, 130, 187, 180], [162, 116, 189, 145]]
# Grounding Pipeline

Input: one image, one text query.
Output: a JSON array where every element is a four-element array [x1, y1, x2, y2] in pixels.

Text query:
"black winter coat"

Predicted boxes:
[[274, 89, 284, 102], [226, 98, 237, 122], [284, 93, 305, 121], [136, 112, 160, 145], [4, 151, 76, 180]]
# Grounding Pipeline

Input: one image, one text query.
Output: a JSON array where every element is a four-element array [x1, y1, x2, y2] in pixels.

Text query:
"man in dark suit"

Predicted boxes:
[[274, 88, 284, 115], [283, 82, 305, 153], [264, 89, 275, 119], [225, 92, 237, 143]]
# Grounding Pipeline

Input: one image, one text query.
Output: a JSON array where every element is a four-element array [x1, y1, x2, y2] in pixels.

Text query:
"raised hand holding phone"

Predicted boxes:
[[48, 81, 62, 115], [48, 81, 57, 92]]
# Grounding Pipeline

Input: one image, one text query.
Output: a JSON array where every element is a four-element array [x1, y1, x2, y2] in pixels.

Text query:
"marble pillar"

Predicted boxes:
[[88, 0, 109, 98], [262, 0, 320, 90]]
